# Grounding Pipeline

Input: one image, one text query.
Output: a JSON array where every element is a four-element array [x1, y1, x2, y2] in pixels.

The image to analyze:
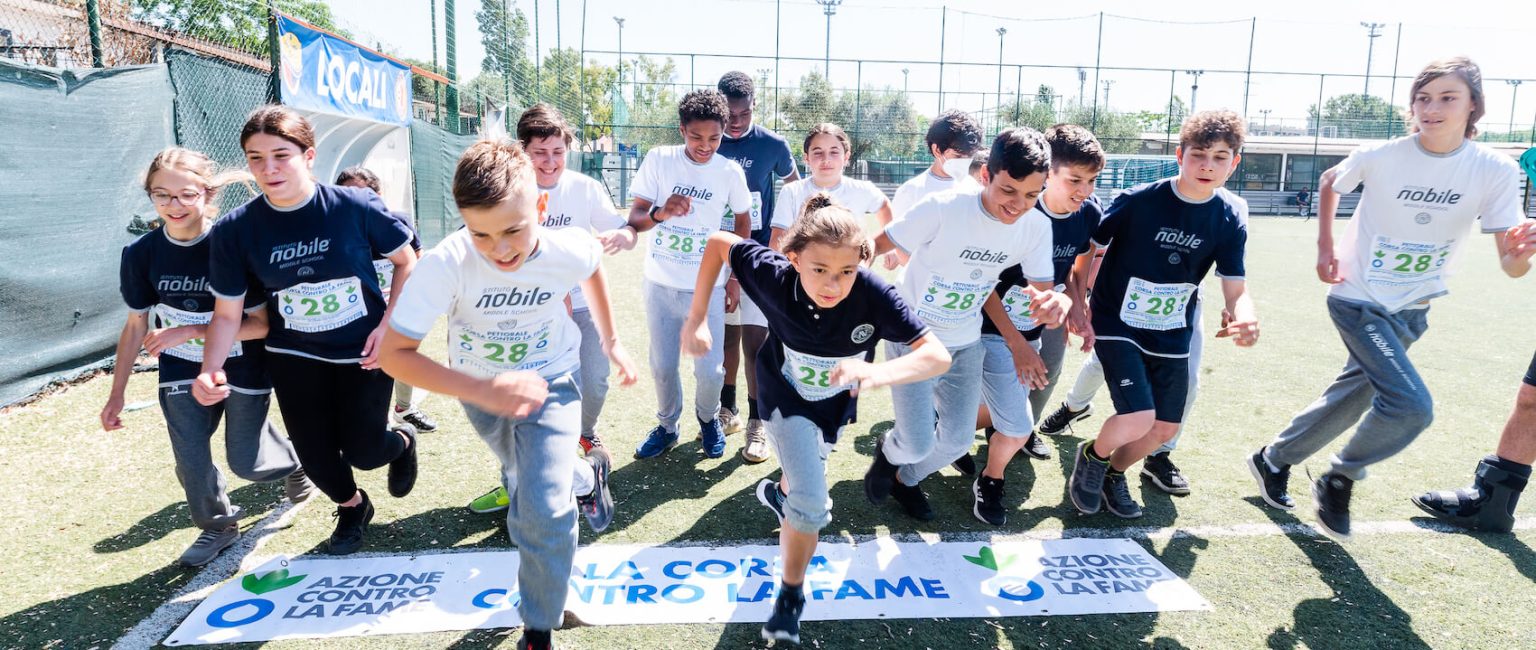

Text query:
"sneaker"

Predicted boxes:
[[1247, 447, 1295, 510], [578, 447, 615, 532], [1038, 402, 1093, 436], [1022, 432, 1052, 461], [761, 586, 805, 644], [951, 451, 977, 476], [890, 480, 935, 521], [328, 490, 375, 555], [1101, 472, 1144, 519], [863, 437, 899, 504], [972, 476, 1007, 526], [178, 524, 239, 567], [1068, 441, 1110, 515], [516, 629, 554, 650], [1411, 457, 1529, 534], [387, 424, 419, 498], [1141, 452, 1190, 496], [1313, 472, 1354, 541], [468, 485, 509, 514], [699, 417, 726, 458], [756, 478, 787, 523], [579, 431, 605, 455], [716, 407, 744, 436], [394, 407, 438, 432], [284, 466, 316, 504], [634, 426, 679, 459], [742, 419, 771, 463]]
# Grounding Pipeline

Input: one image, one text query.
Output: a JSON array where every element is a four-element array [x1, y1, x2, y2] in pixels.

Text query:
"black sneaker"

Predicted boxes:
[[1313, 472, 1354, 541], [577, 447, 614, 532], [328, 490, 374, 555], [1141, 452, 1190, 496], [1102, 472, 1144, 519], [1247, 447, 1295, 510], [756, 479, 787, 524], [951, 451, 977, 476], [1022, 432, 1052, 460], [516, 628, 554, 650], [1038, 402, 1093, 436], [1068, 441, 1109, 515], [972, 476, 1007, 526], [387, 424, 419, 498], [395, 407, 438, 432], [863, 437, 899, 504], [762, 585, 805, 644], [890, 480, 935, 521]]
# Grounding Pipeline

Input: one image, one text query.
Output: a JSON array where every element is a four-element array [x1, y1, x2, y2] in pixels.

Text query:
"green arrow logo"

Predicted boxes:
[[962, 545, 1018, 572], [1374, 250, 1386, 258], [1129, 293, 1141, 301], [241, 568, 307, 595]]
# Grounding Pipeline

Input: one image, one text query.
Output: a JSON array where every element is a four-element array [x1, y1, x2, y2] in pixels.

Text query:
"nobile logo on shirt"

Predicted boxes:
[[958, 247, 1010, 264], [269, 238, 331, 264], [1396, 185, 1462, 205], [474, 287, 556, 309], [670, 184, 714, 201], [1153, 228, 1204, 250], [157, 276, 209, 293]]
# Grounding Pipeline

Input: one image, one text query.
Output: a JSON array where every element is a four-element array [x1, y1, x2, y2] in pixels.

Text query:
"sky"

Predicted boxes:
[[325, 0, 1536, 132]]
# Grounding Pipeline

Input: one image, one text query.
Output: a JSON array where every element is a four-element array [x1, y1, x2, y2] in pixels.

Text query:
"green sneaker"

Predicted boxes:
[[468, 485, 509, 514]]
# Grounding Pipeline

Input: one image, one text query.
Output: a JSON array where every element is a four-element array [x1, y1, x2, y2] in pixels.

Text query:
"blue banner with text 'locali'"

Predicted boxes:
[[276, 15, 411, 127]]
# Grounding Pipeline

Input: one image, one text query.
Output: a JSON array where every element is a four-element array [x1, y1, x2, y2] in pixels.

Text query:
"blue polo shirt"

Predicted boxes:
[[1089, 180, 1247, 358], [717, 124, 796, 244], [730, 240, 928, 441], [209, 184, 413, 363], [981, 196, 1101, 339], [119, 227, 269, 391]]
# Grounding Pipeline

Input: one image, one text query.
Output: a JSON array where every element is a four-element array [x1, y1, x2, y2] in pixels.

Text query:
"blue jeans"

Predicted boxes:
[[461, 375, 583, 631], [883, 340, 986, 485], [571, 308, 609, 441], [644, 280, 725, 433], [1267, 297, 1434, 481], [766, 414, 834, 533]]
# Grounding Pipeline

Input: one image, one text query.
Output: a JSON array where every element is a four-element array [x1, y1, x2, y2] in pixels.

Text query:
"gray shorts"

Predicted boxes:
[[980, 333, 1043, 438]]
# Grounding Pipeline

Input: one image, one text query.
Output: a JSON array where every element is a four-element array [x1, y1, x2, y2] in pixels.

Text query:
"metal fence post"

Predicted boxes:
[[265, 0, 280, 103], [84, 0, 104, 67]]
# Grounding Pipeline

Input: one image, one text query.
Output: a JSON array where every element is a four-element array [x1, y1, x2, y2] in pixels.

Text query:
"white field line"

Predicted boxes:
[[112, 512, 1535, 648]]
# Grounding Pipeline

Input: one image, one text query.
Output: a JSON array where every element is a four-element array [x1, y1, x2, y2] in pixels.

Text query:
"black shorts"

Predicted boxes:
[[1525, 348, 1536, 388], [1096, 339, 1190, 423]]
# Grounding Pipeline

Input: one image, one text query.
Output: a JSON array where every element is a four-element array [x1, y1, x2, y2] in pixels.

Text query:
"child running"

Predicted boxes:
[[198, 106, 419, 556], [334, 166, 438, 435], [614, 89, 753, 460], [768, 123, 892, 253], [1248, 57, 1536, 540], [865, 127, 1069, 521], [380, 139, 637, 650], [681, 193, 950, 645], [1068, 110, 1258, 520], [883, 110, 984, 269], [102, 148, 311, 567]]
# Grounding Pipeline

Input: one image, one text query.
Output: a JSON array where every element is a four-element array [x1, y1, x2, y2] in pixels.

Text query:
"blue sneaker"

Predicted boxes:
[[699, 417, 726, 458], [634, 426, 678, 459]]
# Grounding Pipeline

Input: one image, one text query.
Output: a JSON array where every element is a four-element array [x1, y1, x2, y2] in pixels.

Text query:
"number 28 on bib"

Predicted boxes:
[[1119, 277, 1196, 332]]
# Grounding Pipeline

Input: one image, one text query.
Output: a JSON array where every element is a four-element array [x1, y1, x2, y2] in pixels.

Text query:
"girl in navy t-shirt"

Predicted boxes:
[[681, 194, 951, 645], [102, 148, 309, 567], [196, 106, 418, 556]]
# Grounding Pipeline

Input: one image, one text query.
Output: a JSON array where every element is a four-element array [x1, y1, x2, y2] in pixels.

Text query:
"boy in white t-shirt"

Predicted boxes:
[[613, 89, 753, 460], [883, 110, 984, 269], [1248, 57, 1536, 541], [380, 140, 638, 650], [863, 127, 1070, 521]]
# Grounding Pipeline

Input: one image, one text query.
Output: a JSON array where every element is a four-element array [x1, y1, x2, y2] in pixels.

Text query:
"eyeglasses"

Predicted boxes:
[[149, 190, 204, 206]]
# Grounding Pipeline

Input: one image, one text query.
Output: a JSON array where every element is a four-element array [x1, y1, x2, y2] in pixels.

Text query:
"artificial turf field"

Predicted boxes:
[[2, 217, 1533, 649]]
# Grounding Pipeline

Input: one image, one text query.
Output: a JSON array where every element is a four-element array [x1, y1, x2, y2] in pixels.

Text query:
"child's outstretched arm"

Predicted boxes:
[[680, 232, 744, 358], [1215, 278, 1259, 347], [830, 332, 951, 397], [578, 264, 639, 386]]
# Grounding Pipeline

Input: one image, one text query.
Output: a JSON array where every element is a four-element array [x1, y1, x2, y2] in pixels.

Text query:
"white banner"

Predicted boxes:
[[165, 538, 1208, 645]]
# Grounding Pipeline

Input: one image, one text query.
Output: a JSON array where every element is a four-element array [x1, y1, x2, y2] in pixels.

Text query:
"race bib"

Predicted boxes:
[[915, 273, 993, 329], [151, 304, 241, 362], [277, 277, 367, 333], [781, 346, 864, 401], [749, 191, 763, 231], [1366, 236, 1453, 289], [1118, 277, 1196, 331], [1000, 285, 1040, 332], [649, 220, 712, 268], [372, 259, 394, 301], [450, 318, 556, 377]]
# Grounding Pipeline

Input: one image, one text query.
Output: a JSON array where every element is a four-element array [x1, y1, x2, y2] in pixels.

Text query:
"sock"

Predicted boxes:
[[522, 629, 552, 647], [1084, 441, 1110, 463], [720, 384, 738, 414], [573, 459, 596, 498], [747, 397, 761, 421], [1488, 454, 1533, 478]]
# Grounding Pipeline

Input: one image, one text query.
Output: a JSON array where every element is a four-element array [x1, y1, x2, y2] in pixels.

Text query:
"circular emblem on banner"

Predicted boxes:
[[278, 32, 303, 94], [1415, 212, 1433, 225], [851, 324, 875, 344]]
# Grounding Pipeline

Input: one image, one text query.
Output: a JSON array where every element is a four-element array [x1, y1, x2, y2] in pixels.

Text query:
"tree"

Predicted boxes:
[[1309, 93, 1403, 139], [1133, 95, 1188, 134], [476, 0, 534, 107], [996, 85, 1062, 132], [129, 0, 347, 54]]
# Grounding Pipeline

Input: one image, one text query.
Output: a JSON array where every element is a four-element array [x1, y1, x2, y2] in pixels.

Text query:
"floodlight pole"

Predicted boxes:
[[816, 0, 842, 80], [1361, 21, 1385, 97]]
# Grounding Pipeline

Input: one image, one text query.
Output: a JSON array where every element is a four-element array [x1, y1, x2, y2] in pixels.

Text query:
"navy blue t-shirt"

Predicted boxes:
[[209, 184, 412, 363], [981, 196, 1101, 339], [717, 124, 796, 244], [119, 228, 269, 390], [730, 240, 928, 441], [381, 209, 423, 258], [1089, 180, 1247, 358]]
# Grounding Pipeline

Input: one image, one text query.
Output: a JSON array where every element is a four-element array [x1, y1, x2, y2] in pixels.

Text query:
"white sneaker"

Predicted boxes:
[[741, 419, 771, 463], [715, 407, 744, 436]]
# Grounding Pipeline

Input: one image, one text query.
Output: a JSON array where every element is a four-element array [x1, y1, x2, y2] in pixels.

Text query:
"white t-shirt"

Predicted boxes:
[[539, 172, 625, 311], [771, 177, 890, 231], [631, 145, 752, 290], [1329, 135, 1526, 312], [390, 227, 600, 381], [891, 170, 958, 220], [886, 188, 1054, 348]]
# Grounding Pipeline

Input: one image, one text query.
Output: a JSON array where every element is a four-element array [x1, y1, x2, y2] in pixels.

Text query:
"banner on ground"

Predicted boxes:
[[165, 538, 1208, 645], [275, 14, 411, 126]]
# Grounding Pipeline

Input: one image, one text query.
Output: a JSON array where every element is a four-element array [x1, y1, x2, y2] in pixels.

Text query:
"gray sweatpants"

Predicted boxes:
[[461, 374, 583, 631], [644, 280, 725, 433], [767, 414, 835, 534], [885, 340, 986, 485], [1266, 297, 1433, 481], [159, 384, 300, 531], [572, 308, 610, 441], [1062, 300, 1204, 453]]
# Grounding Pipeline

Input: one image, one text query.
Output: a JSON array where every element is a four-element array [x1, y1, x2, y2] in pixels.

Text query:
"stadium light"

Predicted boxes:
[[1361, 22, 1385, 97], [1186, 70, 1204, 113], [996, 27, 1007, 117], [815, 0, 842, 80], [613, 17, 625, 103]]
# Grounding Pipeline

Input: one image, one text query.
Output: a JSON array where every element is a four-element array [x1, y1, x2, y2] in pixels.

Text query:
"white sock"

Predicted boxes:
[[572, 460, 595, 498]]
